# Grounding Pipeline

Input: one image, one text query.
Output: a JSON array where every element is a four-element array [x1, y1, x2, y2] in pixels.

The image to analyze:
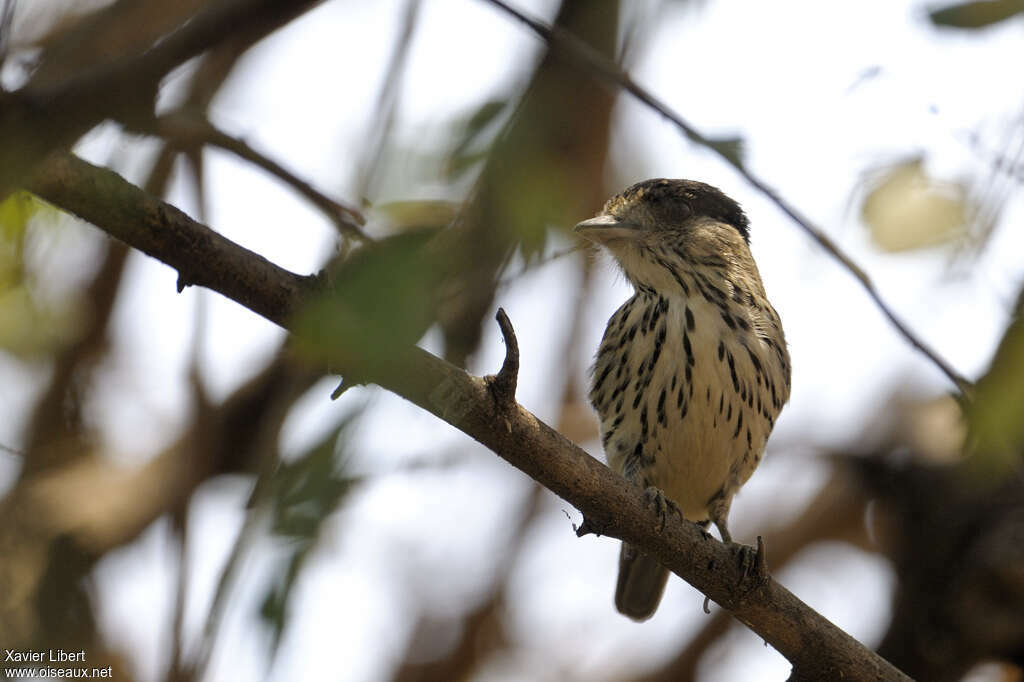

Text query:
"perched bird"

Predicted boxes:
[[576, 179, 791, 621]]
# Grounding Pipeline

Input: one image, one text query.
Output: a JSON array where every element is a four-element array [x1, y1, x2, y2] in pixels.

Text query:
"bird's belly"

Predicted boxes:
[[593, 293, 777, 522], [603, 367, 745, 522]]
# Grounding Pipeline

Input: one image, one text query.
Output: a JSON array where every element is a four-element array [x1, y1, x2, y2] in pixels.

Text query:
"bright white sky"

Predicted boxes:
[[4, 0, 1024, 680]]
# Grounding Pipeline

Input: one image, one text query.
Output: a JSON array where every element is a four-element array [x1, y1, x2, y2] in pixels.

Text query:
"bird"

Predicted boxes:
[[575, 178, 791, 621]]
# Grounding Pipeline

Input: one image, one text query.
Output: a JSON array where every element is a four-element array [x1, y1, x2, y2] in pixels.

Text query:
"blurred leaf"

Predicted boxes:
[[929, 0, 1024, 28], [486, 158, 577, 261], [0, 191, 43, 239], [0, 191, 45, 289], [446, 148, 491, 182], [293, 229, 440, 372], [861, 158, 969, 252], [447, 98, 510, 180], [967, 302, 1024, 474], [706, 135, 746, 169], [0, 193, 86, 356], [269, 432, 355, 542], [846, 65, 883, 93], [374, 200, 460, 233], [0, 285, 87, 356], [452, 99, 509, 157], [259, 411, 361, 660], [258, 549, 306, 659]]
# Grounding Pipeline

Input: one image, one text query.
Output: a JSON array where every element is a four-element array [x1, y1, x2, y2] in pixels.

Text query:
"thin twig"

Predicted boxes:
[[483, 0, 972, 398], [166, 511, 192, 682], [355, 0, 421, 202], [0, 441, 23, 456], [0, 0, 16, 68], [152, 112, 370, 241], [495, 243, 582, 292]]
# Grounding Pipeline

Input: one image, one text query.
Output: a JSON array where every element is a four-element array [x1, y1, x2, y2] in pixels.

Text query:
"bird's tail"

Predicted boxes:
[[615, 542, 669, 621]]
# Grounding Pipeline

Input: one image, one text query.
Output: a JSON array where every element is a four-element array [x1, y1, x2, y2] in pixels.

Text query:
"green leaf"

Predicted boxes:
[[258, 412, 362, 661], [258, 554, 304, 659], [373, 200, 460, 233], [0, 285, 87, 357], [967, 307, 1024, 474], [447, 99, 510, 180], [0, 191, 43, 290], [861, 158, 969, 252], [929, 0, 1024, 29], [705, 135, 746, 169], [293, 229, 440, 372], [0, 191, 44, 241]]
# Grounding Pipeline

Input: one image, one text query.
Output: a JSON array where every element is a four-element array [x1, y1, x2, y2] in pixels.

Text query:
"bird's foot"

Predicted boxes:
[[697, 520, 714, 541], [732, 535, 770, 597], [642, 486, 682, 533]]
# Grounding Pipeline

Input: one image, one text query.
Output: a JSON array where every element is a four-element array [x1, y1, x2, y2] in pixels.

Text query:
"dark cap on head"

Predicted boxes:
[[607, 178, 750, 243]]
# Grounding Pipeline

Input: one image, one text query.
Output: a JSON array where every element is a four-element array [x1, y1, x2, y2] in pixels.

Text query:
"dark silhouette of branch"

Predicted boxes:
[[27, 152, 911, 681], [0, 0, 324, 197], [481, 0, 972, 399]]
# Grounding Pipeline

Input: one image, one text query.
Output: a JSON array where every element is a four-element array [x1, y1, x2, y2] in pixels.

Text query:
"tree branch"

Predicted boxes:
[[25, 153, 910, 681], [0, 0, 324, 197], [481, 0, 972, 399], [148, 112, 369, 241], [28, 153, 316, 324]]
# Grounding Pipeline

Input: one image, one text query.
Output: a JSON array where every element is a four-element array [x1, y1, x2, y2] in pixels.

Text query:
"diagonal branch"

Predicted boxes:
[[25, 152, 910, 681], [0, 0, 324, 198], [149, 112, 369, 241], [482, 0, 972, 398]]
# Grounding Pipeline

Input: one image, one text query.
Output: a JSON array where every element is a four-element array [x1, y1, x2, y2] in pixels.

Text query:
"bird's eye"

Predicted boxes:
[[663, 201, 691, 227]]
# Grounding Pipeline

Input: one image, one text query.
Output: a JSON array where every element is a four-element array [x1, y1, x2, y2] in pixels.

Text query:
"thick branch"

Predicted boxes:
[[26, 154, 910, 681], [28, 153, 316, 326]]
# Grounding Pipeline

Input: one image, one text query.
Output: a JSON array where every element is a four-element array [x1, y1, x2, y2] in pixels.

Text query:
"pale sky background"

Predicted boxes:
[[3, 0, 1024, 680]]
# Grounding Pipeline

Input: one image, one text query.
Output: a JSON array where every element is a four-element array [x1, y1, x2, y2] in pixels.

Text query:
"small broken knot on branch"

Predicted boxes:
[[330, 379, 348, 400], [176, 272, 193, 293], [485, 307, 520, 409], [575, 516, 603, 538]]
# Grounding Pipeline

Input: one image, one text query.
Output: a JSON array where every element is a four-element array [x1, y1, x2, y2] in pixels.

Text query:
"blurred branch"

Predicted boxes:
[[355, 0, 421, 202], [29, 154, 316, 323], [482, 0, 973, 400], [21, 241, 128, 474], [150, 112, 369, 240], [432, 0, 618, 367], [393, 484, 545, 682], [0, 0, 324, 197], [0, 442, 23, 456], [0, 0, 16, 66], [494, 243, 582, 292], [28, 153, 910, 681], [856, 449, 1024, 681]]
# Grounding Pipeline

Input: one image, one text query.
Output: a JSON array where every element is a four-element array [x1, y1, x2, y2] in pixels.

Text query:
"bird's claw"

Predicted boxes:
[[643, 485, 682, 533], [733, 535, 770, 598]]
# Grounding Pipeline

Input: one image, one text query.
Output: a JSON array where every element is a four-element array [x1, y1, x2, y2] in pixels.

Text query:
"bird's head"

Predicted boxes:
[[575, 178, 751, 290]]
